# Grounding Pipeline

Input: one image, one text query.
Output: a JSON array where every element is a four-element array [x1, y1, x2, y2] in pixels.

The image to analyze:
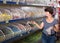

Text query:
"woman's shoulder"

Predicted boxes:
[[42, 17, 46, 22], [53, 19, 58, 25]]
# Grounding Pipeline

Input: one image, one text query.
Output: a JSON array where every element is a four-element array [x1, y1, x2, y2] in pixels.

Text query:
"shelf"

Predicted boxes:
[[0, 16, 44, 24], [2, 29, 39, 43], [0, 17, 32, 24], [6, 1, 16, 4], [0, 1, 53, 7], [26, 4, 52, 7]]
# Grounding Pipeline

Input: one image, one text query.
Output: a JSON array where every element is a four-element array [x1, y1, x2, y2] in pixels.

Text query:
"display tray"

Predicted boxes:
[[2, 29, 39, 43]]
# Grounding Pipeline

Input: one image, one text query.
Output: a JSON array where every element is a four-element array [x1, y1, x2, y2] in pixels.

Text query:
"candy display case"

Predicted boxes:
[[0, 0, 57, 43]]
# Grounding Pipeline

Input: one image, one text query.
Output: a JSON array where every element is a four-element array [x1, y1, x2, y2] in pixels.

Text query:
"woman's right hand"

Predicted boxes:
[[27, 21, 37, 25], [30, 21, 37, 25]]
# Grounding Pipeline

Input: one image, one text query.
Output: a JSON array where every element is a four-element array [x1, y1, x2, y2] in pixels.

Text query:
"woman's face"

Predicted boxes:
[[45, 12, 51, 17]]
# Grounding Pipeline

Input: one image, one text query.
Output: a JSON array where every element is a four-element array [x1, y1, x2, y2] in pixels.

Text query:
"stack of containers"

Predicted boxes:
[[18, 22, 32, 32], [0, 30, 5, 42], [21, 7, 34, 18], [12, 23, 27, 33], [0, 26, 14, 40], [29, 7, 44, 18], [0, 8, 12, 22], [4, 7, 21, 20], [14, 8, 26, 19], [0, 19, 42, 42], [0, 7, 45, 22], [10, 8, 21, 19], [21, 7, 44, 18], [7, 24, 21, 37]]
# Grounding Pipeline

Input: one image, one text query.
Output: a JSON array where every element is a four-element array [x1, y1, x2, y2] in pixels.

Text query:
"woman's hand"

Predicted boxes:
[[30, 21, 37, 25], [27, 21, 37, 24], [27, 21, 44, 29]]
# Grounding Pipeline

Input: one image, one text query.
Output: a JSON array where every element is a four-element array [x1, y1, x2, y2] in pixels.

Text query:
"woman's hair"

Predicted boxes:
[[44, 7, 54, 17]]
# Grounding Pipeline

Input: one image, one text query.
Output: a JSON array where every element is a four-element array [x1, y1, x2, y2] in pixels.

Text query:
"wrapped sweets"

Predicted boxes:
[[21, 7, 32, 18], [12, 23, 26, 33], [1, 13, 12, 21], [0, 8, 12, 21], [0, 30, 5, 42], [0, 11, 4, 22], [3, 9, 13, 20], [15, 8, 26, 18], [0, 26, 14, 40], [10, 8, 21, 19], [7, 24, 21, 36]]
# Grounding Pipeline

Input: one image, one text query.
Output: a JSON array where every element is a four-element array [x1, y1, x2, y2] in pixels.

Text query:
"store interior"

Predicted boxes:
[[0, 0, 60, 43]]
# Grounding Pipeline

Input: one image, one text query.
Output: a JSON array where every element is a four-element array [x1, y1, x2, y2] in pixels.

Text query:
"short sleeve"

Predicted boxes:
[[42, 17, 45, 22], [54, 19, 58, 25]]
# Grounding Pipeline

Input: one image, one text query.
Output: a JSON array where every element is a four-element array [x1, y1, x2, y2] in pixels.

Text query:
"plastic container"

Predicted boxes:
[[0, 26, 14, 40], [21, 7, 33, 18], [0, 30, 5, 42], [14, 8, 26, 18], [3, 9, 12, 20], [21, 7, 44, 18], [7, 24, 21, 37], [10, 8, 22, 19], [0, 10, 4, 22], [0, 8, 12, 21], [12, 23, 26, 34]]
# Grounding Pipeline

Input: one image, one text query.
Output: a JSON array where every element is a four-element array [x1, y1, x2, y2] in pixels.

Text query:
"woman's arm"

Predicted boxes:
[[54, 24, 59, 32], [31, 21, 44, 29]]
